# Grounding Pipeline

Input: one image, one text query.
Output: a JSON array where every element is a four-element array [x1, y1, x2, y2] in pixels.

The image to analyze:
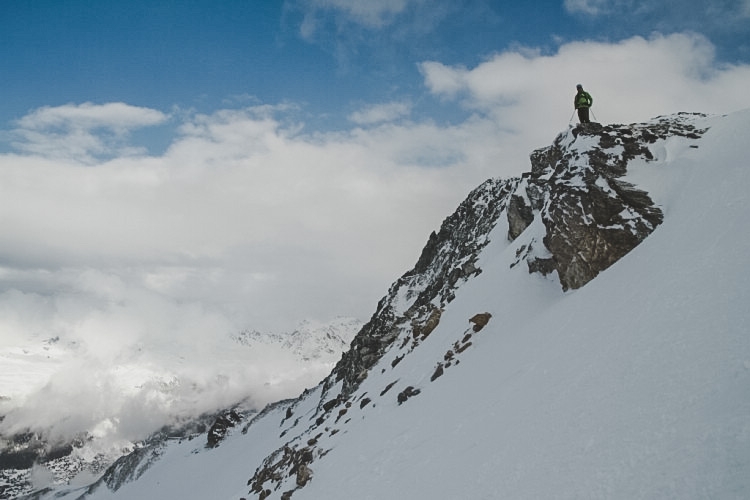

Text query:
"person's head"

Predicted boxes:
[[576, 84, 583, 91]]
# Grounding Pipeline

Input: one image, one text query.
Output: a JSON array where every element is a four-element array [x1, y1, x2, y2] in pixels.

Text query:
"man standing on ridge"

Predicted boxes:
[[574, 84, 593, 124]]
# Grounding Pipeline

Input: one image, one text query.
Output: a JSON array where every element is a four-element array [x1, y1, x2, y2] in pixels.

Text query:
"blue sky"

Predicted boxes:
[[2, 0, 749, 140], [1, 0, 750, 343]]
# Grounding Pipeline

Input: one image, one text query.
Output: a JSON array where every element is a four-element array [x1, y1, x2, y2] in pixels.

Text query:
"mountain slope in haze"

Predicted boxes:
[[0, 318, 361, 499], [21, 110, 750, 500], [232, 317, 361, 363]]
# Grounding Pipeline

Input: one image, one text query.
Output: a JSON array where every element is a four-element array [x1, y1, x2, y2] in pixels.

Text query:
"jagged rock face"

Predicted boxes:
[[519, 114, 708, 290], [326, 177, 517, 397], [206, 409, 243, 448]]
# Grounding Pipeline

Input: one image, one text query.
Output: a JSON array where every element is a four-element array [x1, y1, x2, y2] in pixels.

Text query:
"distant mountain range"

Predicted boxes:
[[231, 317, 361, 363]]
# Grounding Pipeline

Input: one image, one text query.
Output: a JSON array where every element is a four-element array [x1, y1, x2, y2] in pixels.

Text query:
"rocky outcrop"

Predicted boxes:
[[324, 177, 517, 399], [515, 114, 707, 290], [206, 409, 244, 448], [248, 444, 317, 499], [315, 114, 710, 419]]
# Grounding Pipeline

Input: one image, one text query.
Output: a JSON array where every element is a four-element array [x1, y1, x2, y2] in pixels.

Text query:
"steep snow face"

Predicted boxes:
[[23, 110, 750, 500]]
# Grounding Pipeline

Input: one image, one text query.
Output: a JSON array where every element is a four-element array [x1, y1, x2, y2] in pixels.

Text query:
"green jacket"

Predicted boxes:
[[574, 90, 592, 109]]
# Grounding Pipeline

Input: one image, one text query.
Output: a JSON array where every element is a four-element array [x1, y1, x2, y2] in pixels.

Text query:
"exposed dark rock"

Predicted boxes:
[[322, 398, 340, 413], [0, 448, 37, 470], [207, 409, 243, 448], [99, 443, 166, 492], [41, 443, 74, 463], [456, 342, 472, 353], [522, 114, 708, 290], [397, 386, 421, 404], [412, 307, 442, 340], [248, 444, 319, 498], [325, 177, 516, 399], [296, 463, 312, 487], [430, 363, 444, 382], [527, 256, 556, 276], [380, 381, 398, 397], [469, 313, 492, 332], [391, 354, 405, 367], [507, 192, 535, 241], [299, 448, 313, 464], [335, 409, 348, 423]]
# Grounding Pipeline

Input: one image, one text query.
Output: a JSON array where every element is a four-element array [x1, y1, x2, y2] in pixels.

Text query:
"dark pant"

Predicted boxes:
[[577, 107, 590, 123]]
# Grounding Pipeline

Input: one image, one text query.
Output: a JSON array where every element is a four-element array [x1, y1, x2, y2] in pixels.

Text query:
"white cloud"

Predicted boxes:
[[564, 0, 750, 30], [419, 61, 468, 98], [1, 104, 485, 333], [420, 33, 750, 139], [11, 102, 168, 162], [348, 101, 412, 125], [563, 0, 612, 15], [304, 0, 413, 29], [4, 33, 750, 343], [15, 102, 167, 131]]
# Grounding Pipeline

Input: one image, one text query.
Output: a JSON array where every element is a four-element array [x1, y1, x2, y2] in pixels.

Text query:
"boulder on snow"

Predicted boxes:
[[397, 386, 421, 404], [469, 313, 492, 332], [296, 463, 312, 487]]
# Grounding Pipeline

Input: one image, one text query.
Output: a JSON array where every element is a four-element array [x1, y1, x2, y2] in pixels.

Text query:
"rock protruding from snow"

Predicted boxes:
[[520, 114, 708, 290], [326, 178, 517, 398], [206, 409, 244, 448]]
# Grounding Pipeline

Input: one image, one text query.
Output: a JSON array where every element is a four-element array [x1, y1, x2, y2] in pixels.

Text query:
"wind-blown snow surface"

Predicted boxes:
[[40, 111, 750, 499]]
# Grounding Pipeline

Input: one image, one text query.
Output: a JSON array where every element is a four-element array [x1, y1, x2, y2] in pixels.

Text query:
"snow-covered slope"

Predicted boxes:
[[17, 110, 750, 499]]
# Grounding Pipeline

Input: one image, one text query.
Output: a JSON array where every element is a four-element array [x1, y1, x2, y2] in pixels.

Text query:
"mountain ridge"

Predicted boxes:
[[13, 110, 750, 499]]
